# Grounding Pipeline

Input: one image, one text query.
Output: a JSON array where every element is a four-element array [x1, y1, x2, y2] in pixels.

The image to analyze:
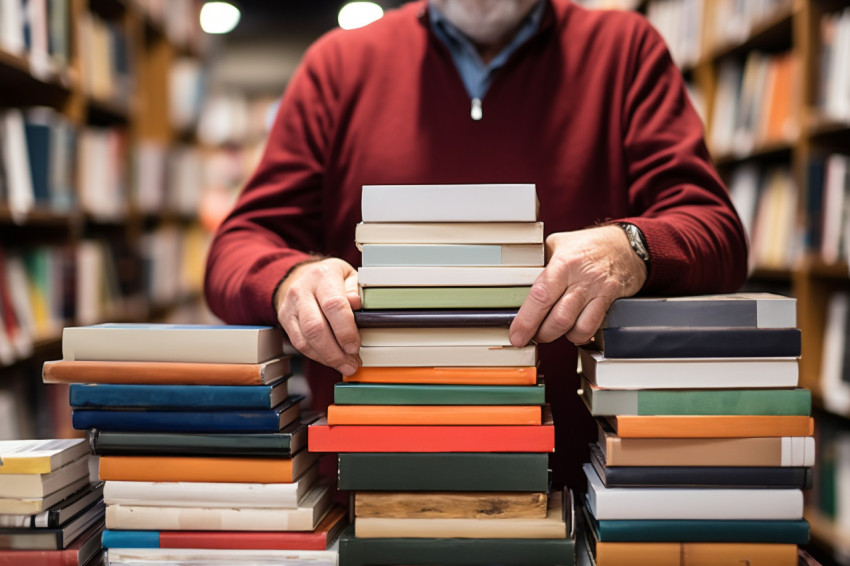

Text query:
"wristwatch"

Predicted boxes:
[[617, 222, 651, 274]]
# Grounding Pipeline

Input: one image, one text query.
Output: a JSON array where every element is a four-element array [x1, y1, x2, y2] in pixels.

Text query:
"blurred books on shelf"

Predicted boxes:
[[819, 8, 850, 123], [646, 0, 702, 69]]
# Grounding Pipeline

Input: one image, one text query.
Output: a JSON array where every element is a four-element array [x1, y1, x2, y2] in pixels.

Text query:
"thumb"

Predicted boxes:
[[344, 270, 362, 310]]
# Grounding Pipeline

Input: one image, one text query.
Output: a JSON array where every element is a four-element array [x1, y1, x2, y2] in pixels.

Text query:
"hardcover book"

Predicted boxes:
[[607, 415, 814, 438], [334, 382, 545, 406], [357, 266, 543, 287], [361, 243, 544, 267], [354, 221, 544, 245], [354, 308, 518, 328], [344, 366, 537, 385], [359, 344, 537, 367], [361, 286, 531, 309], [327, 404, 542, 425], [0, 500, 104, 550], [69, 381, 289, 410], [0, 439, 88, 474], [359, 326, 512, 347], [0, 524, 103, 566], [61, 323, 284, 363], [106, 547, 338, 565], [355, 492, 548, 519]]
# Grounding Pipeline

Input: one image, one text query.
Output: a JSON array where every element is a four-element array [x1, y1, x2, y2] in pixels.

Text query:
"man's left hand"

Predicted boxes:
[[509, 225, 648, 347]]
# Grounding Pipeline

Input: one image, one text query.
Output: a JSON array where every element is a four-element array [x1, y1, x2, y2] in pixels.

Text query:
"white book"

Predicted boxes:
[[61, 323, 284, 363], [361, 184, 538, 222], [0, 455, 90, 498], [360, 345, 537, 367], [0, 476, 89, 514], [0, 0, 25, 54], [820, 154, 849, 263], [355, 222, 544, 245], [584, 463, 803, 520], [105, 481, 332, 531], [357, 267, 543, 287], [821, 292, 850, 415], [360, 244, 544, 267], [1, 110, 35, 221], [103, 465, 318, 509], [360, 327, 512, 347], [106, 546, 339, 566], [579, 349, 798, 389], [0, 438, 89, 474]]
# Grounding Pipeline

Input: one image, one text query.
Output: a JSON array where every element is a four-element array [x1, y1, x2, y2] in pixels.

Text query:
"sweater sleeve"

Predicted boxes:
[[617, 18, 748, 295], [204, 40, 340, 325]]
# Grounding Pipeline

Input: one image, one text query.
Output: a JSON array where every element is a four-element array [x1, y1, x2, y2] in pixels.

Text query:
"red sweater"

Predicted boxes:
[[205, 0, 748, 489]]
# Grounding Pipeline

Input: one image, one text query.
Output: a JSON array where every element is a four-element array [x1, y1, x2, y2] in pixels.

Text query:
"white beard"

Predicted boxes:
[[432, 0, 540, 46]]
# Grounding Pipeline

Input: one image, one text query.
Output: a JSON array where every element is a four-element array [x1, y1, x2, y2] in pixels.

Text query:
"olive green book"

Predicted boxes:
[[360, 286, 531, 309]]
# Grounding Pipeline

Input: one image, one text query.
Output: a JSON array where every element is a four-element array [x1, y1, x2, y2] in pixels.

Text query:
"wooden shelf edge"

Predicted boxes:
[[700, 4, 797, 64], [711, 139, 795, 166], [0, 48, 75, 93]]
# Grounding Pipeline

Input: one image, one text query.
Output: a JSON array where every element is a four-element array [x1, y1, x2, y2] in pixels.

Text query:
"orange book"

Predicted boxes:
[[344, 366, 537, 385], [98, 450, 317, 483], [326, 404, 542, 425], [609, 415, 814, 438], [594, 541, 798, 566]]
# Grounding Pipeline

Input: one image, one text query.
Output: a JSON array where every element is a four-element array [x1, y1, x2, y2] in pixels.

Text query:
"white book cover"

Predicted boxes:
[[579, 348, 798, 389], [61, 323, 284, 363], [359, 326, 512, 347], [105, 481, 332, 532], [360, 345, 537, 367], [106, 546, 339, 566], [361, 184, 538, 222], [360, 244, 544, 267], [357, 267, 543, 287], [0, 455, 90, 498], [103, 465, 318, 508], [355, 221, 544, 245], [584, 463, 803, 520], [1, 110, 35, 222]]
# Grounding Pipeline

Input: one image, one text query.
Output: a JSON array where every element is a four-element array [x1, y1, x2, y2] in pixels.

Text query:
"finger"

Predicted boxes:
[[344, 271, 362, 311], [534, 286, 591, 343], [565, 296, 609, 345], [315, 281, 360, 356], [296, 297, 359, 375], [509, 263, 570, 347]]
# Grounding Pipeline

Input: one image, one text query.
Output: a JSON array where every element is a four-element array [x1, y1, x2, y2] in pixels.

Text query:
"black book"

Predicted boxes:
[[595, 327, 801, 358], [354, 308, 518, 328], [0, 500, 104, 550]]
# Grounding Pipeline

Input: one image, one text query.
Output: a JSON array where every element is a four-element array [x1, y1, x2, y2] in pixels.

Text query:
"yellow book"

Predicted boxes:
[[0, 439, 89, 474]]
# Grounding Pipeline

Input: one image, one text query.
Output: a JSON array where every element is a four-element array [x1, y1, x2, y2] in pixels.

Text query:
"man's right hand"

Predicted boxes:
[[274, 258, 362, 376]]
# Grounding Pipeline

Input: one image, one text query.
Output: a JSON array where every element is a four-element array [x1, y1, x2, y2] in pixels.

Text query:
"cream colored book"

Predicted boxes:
[[359, 326, 512, 347], [105, 481, 332, 531], [359, 345, 537, 367], [354, 491, 568, 539], [0, 439, 89, 474], [0, 476, 90, 514], [354, 222, 544, 245], [0, 455, 90, 498], [361, 244, 544, 266]]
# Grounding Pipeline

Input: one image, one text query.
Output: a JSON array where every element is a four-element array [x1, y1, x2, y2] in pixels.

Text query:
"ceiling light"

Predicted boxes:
[[200, 2, 241, 35], [338, 2, 384, 30]]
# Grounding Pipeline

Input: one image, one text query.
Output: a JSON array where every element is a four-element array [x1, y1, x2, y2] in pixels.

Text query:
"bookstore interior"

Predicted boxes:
[[1, 0, 850, 564]]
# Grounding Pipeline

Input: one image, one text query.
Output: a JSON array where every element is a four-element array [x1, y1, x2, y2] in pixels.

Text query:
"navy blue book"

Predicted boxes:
[[596, 327, 801, 358], [69, 381, 289, 410], [72, 395, 303, 433]]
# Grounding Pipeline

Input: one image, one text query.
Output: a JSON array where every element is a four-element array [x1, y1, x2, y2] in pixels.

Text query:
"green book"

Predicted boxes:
[[590, 514, 810, 544], [334, 382, 545, 405], [338, 453, 549, 491], [338, 525, 575, 566], [579, 376, 811, 416], [360, 286, 531, 309]]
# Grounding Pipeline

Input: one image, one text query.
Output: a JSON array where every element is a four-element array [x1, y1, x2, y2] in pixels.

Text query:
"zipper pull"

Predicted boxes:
[[470, 98, 482, 121]]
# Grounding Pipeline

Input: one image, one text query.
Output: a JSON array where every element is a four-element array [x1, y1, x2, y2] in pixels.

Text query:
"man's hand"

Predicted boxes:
[[274, 258, 362, 376], [509, 225, 647, 347]]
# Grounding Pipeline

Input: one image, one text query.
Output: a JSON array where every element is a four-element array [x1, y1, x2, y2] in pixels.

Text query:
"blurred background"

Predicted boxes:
[[1, 0, 850, 562]]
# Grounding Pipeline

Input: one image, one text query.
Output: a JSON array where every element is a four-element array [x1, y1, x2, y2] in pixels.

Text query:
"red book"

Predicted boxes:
[[0, 525, 102, 566], [308, 411, 554, 453]]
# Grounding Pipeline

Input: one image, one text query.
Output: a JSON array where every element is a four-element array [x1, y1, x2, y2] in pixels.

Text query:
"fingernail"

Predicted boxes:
[[344, 343, 359, 355], [340, 364, 356, 376]]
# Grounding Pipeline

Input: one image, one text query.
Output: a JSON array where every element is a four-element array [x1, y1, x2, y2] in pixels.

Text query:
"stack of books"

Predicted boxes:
[[41, 323, 344, 565], [309, 183, 576, 565], [0, 439, 105, 566], [576, 293, 813, 566]]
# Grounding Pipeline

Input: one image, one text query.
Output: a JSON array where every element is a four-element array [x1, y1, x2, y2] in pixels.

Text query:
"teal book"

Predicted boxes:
[[334, 382, 545, 405], [69, 382, 288, 410], [590, 514, 810, 544]]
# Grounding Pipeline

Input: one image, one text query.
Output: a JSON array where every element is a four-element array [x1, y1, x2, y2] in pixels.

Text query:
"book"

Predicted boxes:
[[584, 463, 803, 520], [98, 449, 318, 483], [355, 491, 567, 539], [106, 547, 338, 565], [344, 365, 537, 385], [338, 525, 575, 566], [360, 184, 538, 222], [88, 417, 314, 457], [72, 395, 303, 433], [593, 327, 801, 358], [309, 415, 554, 453], [101, 505, 347, 550], [338, 452, 550, 492], [327, 404, 542, 425], [0, 524, 103, 566], [602, 293, 796, 329], [0, 483, 103, 529], [361, 244, 544, 267], [60, 323, 284, 363], [0, 439, 88, 474], [354, 308, 518, 327], [579, 376, 812, 416], [598, 421, 816, 467], [589, 443, 813, 489], [69, 382, 289, 410], [0, 456, 89, 498], [334, 382, 545, 405], [42, 357, 291, 385], [105, 481, 332, 531], [579, 348, 799, 389], [103, 465, 318, 508], [607, 415, 814, 438], [361, 286, 530, 309], [360, 345, 537, 367], [0, 500, 104, 550], [0, 477, 90, 514], [359, 326, 512, 347], [357, 266, 543, 287], [355, 492, 548, 519], [354, 221, 544, 245]]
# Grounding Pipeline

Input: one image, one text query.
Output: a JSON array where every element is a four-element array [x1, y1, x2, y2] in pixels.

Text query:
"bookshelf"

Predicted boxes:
[[0, 0, 212, 440]]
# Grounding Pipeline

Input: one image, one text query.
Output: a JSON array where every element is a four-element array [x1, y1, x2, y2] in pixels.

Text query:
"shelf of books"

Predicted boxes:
[[0, 0, 214, 441]]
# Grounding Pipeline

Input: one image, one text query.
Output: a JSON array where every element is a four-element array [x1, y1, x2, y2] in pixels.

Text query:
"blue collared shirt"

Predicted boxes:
[[429, 0, 545, 119]]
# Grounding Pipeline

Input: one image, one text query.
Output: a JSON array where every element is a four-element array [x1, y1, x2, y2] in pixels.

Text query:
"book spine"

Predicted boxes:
[[90, 430, 293, 457], [69, 384, 276, 409], [72, 408, 287, 433], [594, 541, 798, 566], [333, 383, 545, 406], [354, 309, 518, 328], [344, 366, 537, 385], [361, 286, 530, 309], [42, 359, 288, 385], [327, 405, 542, 426], [600, 327, 802, 358], [98, 455, 296, 483], [594, 518, 810, 544], [611, 415, 814, 438], [359, 345, 537, 367]]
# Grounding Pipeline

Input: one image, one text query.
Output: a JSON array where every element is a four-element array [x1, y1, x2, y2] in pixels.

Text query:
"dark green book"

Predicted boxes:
[[338, 453, 549, 491], [87, 414, 319, 457], [334, 382, 545, 405], [339, 525, 575, 566]]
